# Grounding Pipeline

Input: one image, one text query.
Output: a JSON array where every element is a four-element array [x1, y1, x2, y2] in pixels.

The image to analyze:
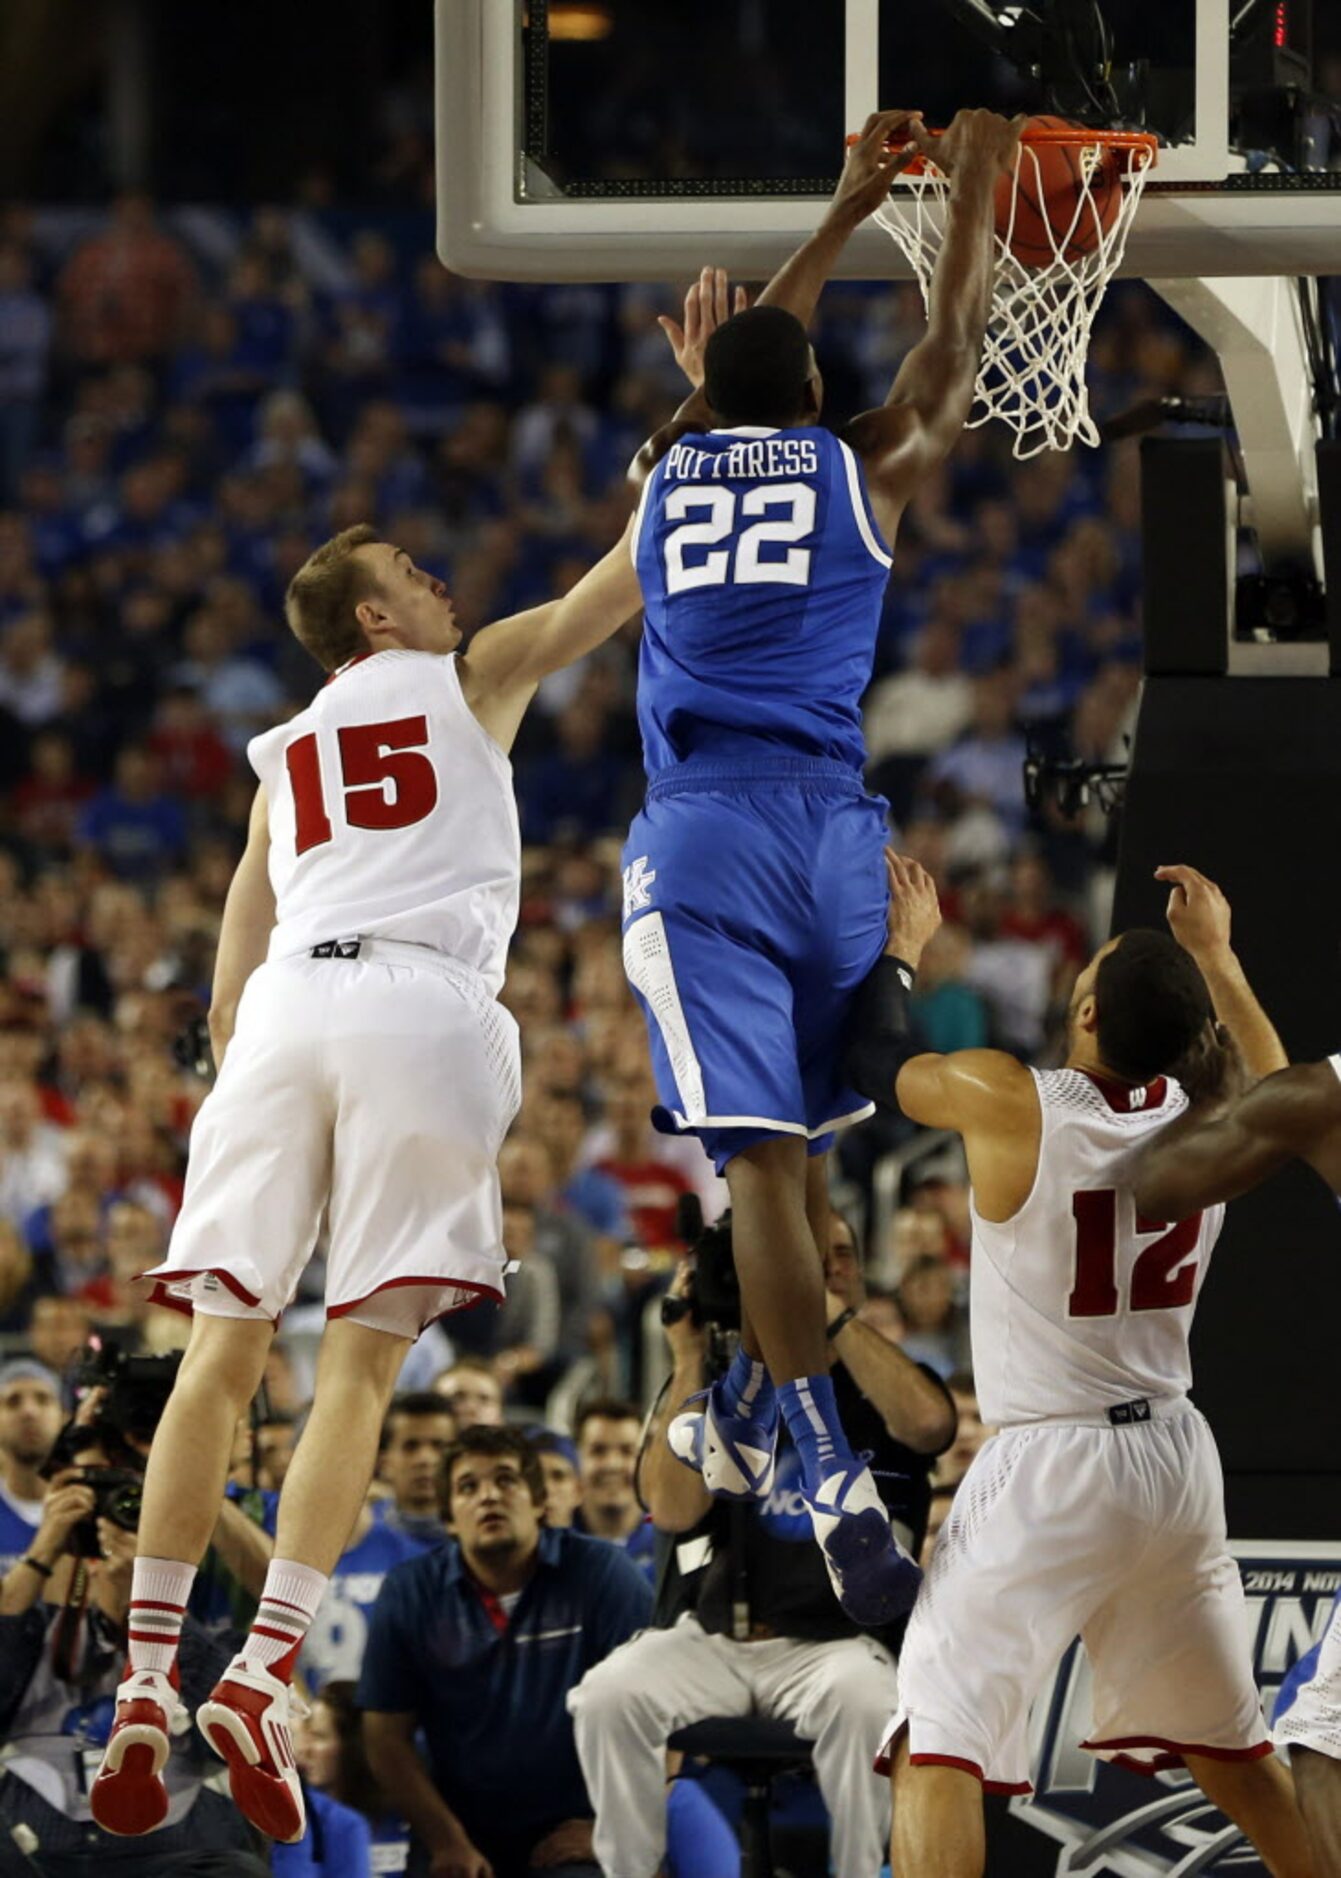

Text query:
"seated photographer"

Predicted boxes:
[[359, 1423, 652, 1878], [0, 1401, 269, 1874], [568, 1211, 956, 1878]]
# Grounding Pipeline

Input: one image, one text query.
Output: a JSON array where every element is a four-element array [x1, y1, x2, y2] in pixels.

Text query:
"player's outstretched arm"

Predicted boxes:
[[1131, 1062, 1341, 1221], [842, 109, 1025, 537], [459, 519, 643, 746], [209, 785, 275, 1068], [632, 265, 749, 484], [1156, 864, 1287, 1081]]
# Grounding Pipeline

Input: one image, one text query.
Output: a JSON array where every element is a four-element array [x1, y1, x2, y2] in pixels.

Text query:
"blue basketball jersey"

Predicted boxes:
[[632, 425, 892, 775]]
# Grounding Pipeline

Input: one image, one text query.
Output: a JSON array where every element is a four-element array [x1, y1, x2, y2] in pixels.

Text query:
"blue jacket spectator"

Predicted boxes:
[[75, 743, 187, 882], [272, 1785, 372, 1878], [360, 1425, 651, 1878]]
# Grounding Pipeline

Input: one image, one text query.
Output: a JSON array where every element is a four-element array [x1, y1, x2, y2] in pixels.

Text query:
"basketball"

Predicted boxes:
[[994, 115, 1123, 267]]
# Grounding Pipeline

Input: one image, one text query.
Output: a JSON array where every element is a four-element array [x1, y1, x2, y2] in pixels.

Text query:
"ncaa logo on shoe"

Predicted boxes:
[[622, 856, 657, 919], [1011, 1539, 1341, 1874]]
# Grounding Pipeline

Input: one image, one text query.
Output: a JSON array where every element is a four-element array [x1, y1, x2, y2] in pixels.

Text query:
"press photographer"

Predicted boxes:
[[568, 1209, 956, 1878], [0, 1346, 271, 1877]]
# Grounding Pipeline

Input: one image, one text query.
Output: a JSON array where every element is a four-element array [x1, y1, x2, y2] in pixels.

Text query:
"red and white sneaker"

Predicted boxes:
[[196, 1656, 308, 1843], [90, 1667, 182, 1836]]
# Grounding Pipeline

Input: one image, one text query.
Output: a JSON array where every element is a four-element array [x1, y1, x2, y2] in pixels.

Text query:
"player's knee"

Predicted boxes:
[[178, 1314, 273, 1406]]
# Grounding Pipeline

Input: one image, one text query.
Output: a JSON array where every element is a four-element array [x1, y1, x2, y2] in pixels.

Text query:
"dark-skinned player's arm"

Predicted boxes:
[[1131, 1061, 1341, 1222], [457, 519, 643, 751], [842, 108, 1026, 542], [1156, 864, 1287, 1081], [209, 784, 276, 1068], [632, 118, 924, 483], [846, 850, 1040, 1214]]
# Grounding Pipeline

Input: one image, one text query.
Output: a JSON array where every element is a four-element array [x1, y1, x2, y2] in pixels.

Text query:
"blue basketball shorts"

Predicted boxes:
[[620, 759, 889, 1174]]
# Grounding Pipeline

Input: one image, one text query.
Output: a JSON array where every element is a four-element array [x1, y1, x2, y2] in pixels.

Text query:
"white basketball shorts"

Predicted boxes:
[[1275, 1588, 1341, 1760], [143, 940, 521, 1337], [878, 1402, 1271, 1792]]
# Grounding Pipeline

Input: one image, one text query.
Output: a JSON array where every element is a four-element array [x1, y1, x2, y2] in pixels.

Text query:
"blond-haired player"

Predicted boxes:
[[860, 858, 1313, 1878], [90, 524, 636, 1844]]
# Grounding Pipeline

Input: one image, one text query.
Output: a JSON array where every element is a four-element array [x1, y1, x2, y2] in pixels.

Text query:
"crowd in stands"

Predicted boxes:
[[0, 189, 1222, 1873]]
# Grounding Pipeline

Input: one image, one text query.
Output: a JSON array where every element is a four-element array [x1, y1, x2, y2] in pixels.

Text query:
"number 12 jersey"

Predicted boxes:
[[970, 1068, 1226, 1425], [247, 648, 520, 992], [632, 424, 893, 775]]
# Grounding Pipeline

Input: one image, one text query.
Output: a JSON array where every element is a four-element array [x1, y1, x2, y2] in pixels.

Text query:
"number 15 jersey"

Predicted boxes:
[[970, 1068, 1226, 1425], [246, 648, 520, 993], [632, 425, 893, 776]]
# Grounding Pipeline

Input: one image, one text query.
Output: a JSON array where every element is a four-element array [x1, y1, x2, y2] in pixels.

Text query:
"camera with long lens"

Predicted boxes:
[[661, 1197, 740, 1338], [72, 1339, 183, 1446], [65, 1466, 145, 1560]]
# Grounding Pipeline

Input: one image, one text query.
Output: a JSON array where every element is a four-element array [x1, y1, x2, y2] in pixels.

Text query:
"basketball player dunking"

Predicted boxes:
[[1132, 876, 1341, 1877], [542, 108, 1024, 1627], [88, 531, 639, 1842], [866, 858, 1313, 1877]]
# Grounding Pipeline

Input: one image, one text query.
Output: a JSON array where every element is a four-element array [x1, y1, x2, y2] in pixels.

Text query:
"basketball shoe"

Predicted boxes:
[[668, 1380, 778, 1500], [196, 1655, 308, 1843], [803, 1461, 923, 1626], [90, 1667, 184, 1836]]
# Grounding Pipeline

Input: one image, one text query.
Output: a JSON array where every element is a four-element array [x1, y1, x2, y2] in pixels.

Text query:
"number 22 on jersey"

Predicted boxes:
[[662, 482, 817, 595], [286, 716, 438, 855], [1068, 1190, 1203, 1318]]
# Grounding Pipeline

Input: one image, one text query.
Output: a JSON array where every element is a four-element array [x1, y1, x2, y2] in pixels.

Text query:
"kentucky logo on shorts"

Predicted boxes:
[[622, 857, 657, 920]]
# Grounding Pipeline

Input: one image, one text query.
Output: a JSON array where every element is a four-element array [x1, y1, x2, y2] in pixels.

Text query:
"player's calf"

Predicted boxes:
[[1283, 1748, 1341, 1877]]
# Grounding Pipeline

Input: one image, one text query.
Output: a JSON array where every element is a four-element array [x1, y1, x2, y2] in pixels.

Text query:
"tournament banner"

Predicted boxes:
[[1008, 1540, 1341, 1875]]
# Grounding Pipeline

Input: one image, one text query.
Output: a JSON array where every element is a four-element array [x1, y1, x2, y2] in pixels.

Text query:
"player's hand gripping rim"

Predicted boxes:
[[829, 110, 928, 228]]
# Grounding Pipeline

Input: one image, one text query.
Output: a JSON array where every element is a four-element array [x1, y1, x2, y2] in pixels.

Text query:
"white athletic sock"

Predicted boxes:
[[127, 1557, 198, 1678], [244, 1559, 329, 1679]]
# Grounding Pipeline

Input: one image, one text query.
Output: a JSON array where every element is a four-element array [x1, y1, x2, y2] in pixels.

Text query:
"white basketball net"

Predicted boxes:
[[872, 138, 1156, 458]]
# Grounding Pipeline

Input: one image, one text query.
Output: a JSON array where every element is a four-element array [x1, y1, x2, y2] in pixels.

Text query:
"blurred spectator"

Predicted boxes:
[[499, 1134, 602, 1365], [0, 244, 51, 505], [486, 1201, 563, 1409], [301, 1489, 425, 1692], [76, 743, 188, 883], [895, 1255, 971, 1380], [0, 611, 65, 725], [533, 1090, 631, 1241], [57, 194, 199, 366], [590, 1065, 694, 1250], [292, 1681, 410, 1878], [572, 1397, 654, 1579], [0, 1077, 68, 1226], [360, 1425, 651, 1878], [909, 922, 990, 1055], [373, 1391, 455, 1548], [957, 872, 1054, 1057], [25, 1294, 92, 1375], [0, 1358, 63, 1576], [531, 1428, 583, 1529], [924, 669, 1027, 832], [434, 1355, 504, 1430]]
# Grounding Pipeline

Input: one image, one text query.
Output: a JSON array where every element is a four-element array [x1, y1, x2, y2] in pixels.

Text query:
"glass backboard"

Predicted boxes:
[[436, 0, 1341, 281]]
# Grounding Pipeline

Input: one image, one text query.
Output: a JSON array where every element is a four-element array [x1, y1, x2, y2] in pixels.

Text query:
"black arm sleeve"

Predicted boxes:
[[843, 954, 919, 1108]]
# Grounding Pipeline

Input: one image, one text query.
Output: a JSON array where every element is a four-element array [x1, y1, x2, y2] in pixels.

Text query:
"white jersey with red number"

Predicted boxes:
[[970, 1067, 1225, 1425], [246, 648, 519, 993]]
